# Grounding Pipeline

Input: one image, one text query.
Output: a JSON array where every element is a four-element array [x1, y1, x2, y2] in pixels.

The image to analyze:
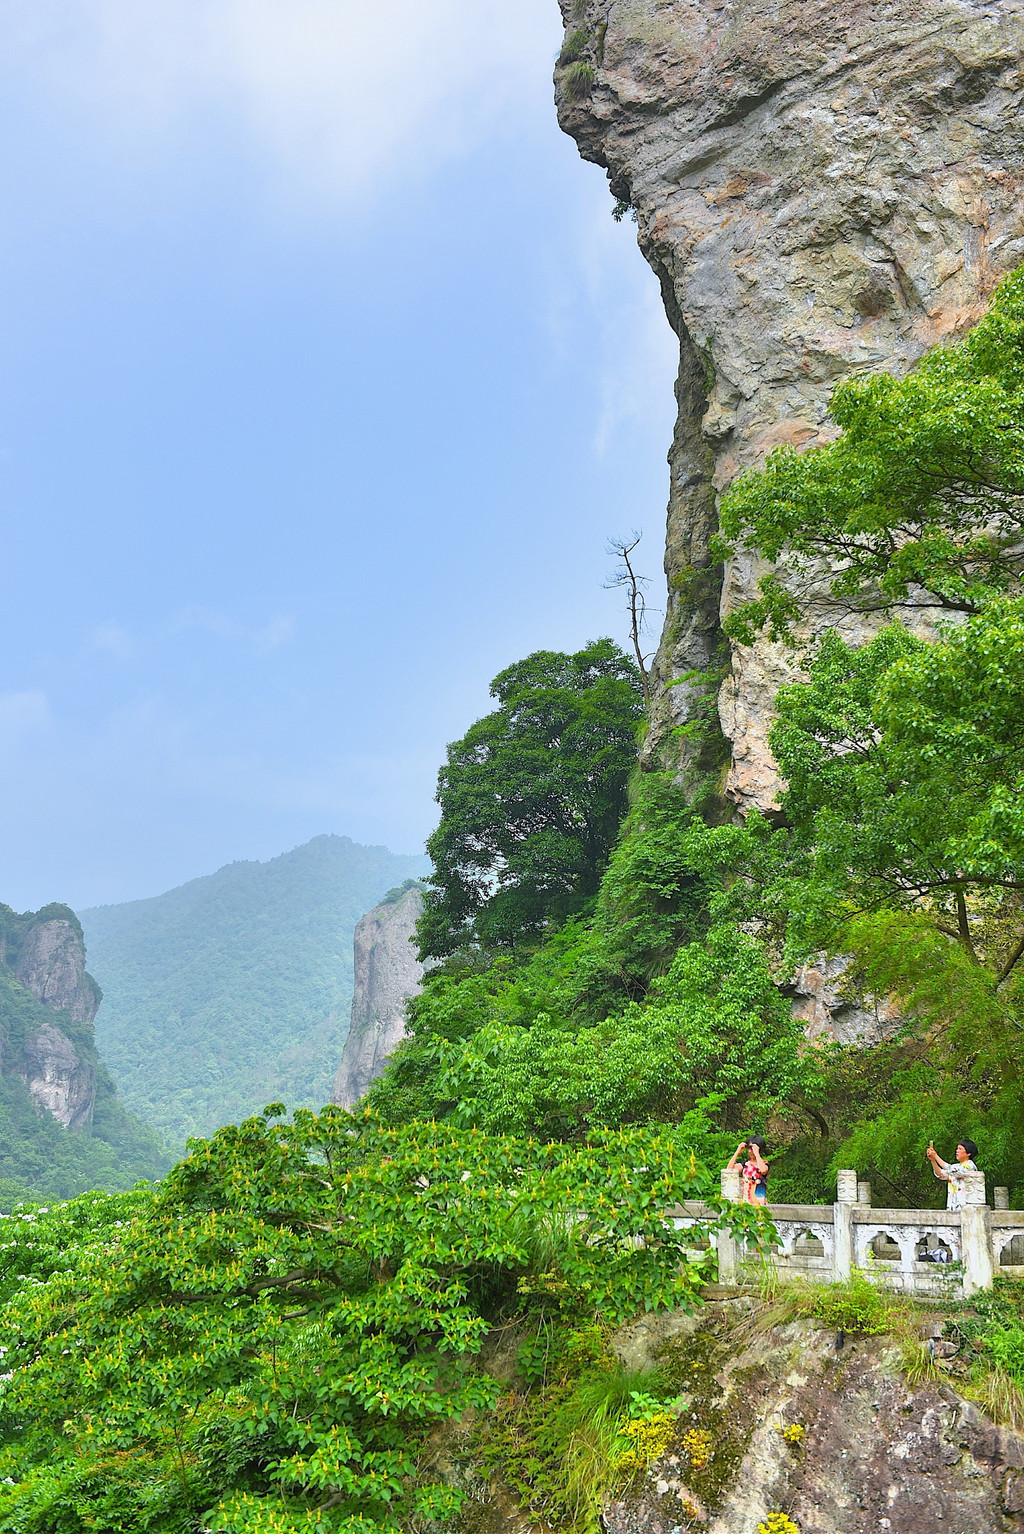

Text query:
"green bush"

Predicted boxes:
[[809, 1270, 896, 1335], [558, 28, 589, 65], [0, 1109, 763, 1533]]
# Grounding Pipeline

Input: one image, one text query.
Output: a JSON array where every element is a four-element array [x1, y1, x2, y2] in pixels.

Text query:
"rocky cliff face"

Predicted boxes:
[[604, 1300, 1024, 1534], [331, 885, 425, 1110], [0, 904, 100, 1129], [453, 1298, 1024, 1533], [556, 0, 1024, 810], [16, 1021, 94, 1130], [8, 910, 100, 1025]]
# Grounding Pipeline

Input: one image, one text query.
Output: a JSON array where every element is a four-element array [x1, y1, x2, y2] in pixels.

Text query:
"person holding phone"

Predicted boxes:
[[725, 1137, 770, 1204], [926, 1138, 979, 1210]]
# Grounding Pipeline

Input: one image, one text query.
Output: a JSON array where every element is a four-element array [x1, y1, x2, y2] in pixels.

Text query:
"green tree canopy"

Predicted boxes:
[[770, 601, 1024, 981], [759, 601, 1024, 1202], [714, 264, 1024, 641], [431, 921, 814, 1144], [418, 639, 644, 959], [0, 1109, 759, 1533]]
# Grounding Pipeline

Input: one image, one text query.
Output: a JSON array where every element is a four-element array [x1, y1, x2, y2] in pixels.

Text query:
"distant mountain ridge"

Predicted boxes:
[[81, 835, 429, 1148]]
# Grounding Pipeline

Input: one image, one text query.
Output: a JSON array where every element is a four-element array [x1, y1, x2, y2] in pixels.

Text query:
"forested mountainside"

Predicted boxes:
[[80, 835, 428, 1147], [4, 275, 1024, 1534], [1, 2, 1023, 1529], [0, 903, 166, 1206]]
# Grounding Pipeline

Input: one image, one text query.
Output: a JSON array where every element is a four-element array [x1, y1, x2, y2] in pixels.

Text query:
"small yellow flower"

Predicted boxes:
[[615, 1411, 676, 1471], [781, 1423, 804, 1445], [757, 1514, 800, 1534], [681, 1426, 713, 1469]]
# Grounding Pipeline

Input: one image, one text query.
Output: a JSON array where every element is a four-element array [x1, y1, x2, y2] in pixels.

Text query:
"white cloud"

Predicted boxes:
[[3, 0, 562, 203], [569, 209, 679, 461], [92, 621, 134, 657], [256, 616, 293, 652], [171, 606, 294, 653], [0, 690, 50, 750]]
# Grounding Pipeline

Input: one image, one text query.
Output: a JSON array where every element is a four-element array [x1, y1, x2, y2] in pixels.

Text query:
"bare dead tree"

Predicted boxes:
[[604, 532, 654, 704]]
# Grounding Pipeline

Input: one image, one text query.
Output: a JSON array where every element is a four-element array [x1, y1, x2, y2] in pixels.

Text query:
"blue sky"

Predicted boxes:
[[0, 0, 677, 912]]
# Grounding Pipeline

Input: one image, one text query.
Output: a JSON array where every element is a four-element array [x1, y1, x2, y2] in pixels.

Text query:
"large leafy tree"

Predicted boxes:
[[770, 601, 1024, 978], [714, 264, 1024, 641], [418, 639, 644, 959], [0, 1109, 757, 1534], [764, 601, 1024, 1203], [430, 922, 813, 1143]]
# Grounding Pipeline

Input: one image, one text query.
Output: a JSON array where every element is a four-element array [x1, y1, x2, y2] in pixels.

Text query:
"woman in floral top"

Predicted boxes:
[[725, 1137, 770, 1204], [926, 1137, 980, 1210]]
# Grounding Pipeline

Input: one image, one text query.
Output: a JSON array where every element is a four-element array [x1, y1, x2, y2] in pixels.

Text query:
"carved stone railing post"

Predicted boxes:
[[834, 1170, 857, 1282], [717, 1166, 740, 1285], [995, 1187, 1010, 1210], [857, 1181, 872, 1207], [960, 1171, 993, 1296]]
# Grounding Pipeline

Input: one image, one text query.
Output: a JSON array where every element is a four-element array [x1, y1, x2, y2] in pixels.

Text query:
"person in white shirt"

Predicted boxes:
[[926, 1137, 979, 1210]]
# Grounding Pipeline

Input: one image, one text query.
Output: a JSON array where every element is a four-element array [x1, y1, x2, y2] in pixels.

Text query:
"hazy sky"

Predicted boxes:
[[0, 0, 678, 912]]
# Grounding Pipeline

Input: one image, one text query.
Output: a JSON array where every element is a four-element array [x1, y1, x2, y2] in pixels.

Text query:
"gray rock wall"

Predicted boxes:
[[604, 1301, 1024, 1534], [13, 915, 100, 1025], [16, 1021, 95, 1130], [331, 885, 425, 1110], [0, 905, 99, 1128], [557, 0, 1024, 808]]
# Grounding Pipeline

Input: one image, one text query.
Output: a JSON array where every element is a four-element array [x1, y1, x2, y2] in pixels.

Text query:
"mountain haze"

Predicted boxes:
[[81, 835, 429, 1147]]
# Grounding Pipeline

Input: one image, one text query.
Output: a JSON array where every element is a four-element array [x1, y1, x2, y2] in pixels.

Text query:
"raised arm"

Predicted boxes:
[[725, 1142, 746, 1172]]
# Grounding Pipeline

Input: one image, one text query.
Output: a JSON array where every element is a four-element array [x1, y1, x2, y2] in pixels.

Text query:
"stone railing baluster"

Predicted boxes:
[[717, 1165, 740, 1284], [701, 1164, 1014, 1294], [834, 1169, 856, 1281], [960, 1169, 993, 1296]]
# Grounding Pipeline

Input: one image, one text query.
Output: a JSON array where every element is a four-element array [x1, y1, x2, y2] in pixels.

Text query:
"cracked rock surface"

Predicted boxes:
[[603, 1303, 1024, 1533], [331, 886, 424, 1110], [557, 0, 1024, 810]]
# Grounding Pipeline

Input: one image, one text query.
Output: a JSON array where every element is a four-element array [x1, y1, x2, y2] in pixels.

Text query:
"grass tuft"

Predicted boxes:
[[558, 28, 589, 65], [562, 61, 596, 101], [963, 1364, 1024, 1430]]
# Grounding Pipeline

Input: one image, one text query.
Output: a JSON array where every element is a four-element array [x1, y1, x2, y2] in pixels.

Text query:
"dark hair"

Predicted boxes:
[[959, 1137, 979, 1161], [746, 1135, 768, 1154]]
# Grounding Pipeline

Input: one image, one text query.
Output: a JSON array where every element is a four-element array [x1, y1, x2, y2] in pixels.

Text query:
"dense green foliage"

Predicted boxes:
[[82, 836, 428, 1148], [369, 773, 811, 1163], [0, 907, 167, 1207], [417, 641, 644, 960], [760, 599, 1024, 1205], [715, 264, 1024, 640], [3, 256, 1023, 1534], [0, 1065, 166, 1211], [771, 603, 1024, 960], [0, 1108, 762, 1532], [426, 921, 808, 1141], [371, 267, 1024, 1212], [954, 1278, 1024, 1403]]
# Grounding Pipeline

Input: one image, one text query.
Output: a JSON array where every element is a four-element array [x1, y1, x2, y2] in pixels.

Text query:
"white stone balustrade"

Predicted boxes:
[[669, 1168, 1022, 1296]]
